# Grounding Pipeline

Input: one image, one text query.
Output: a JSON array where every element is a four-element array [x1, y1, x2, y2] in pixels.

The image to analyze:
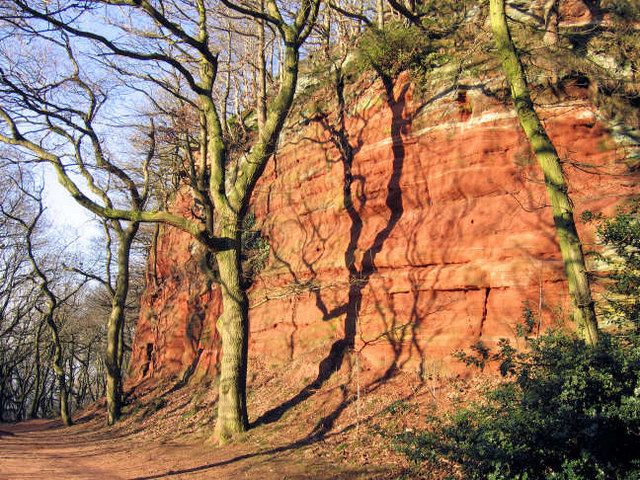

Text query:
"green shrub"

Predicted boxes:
[[355, 21, 437, 79], [384, 399, 416, 415], [395, 330, 640, 479], [596, 200, 640, 329]]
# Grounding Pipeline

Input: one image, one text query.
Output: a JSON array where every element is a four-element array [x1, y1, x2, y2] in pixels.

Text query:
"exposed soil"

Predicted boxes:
[[0, 356, 489, 479], [0, 371, 412, 479], [0, 417, 389, 480]]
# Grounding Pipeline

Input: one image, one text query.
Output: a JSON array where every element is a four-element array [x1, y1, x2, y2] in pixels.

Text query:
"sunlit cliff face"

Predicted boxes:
[[128, 67, 638, 388]]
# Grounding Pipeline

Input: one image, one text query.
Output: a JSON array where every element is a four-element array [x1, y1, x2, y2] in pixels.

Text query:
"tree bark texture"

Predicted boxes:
[[105, 227, 137, 425], [490, 0, 599, 345], [212, 219, 249, 442]]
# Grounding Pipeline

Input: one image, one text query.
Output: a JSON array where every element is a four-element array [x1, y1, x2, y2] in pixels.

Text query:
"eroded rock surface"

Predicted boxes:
[[129, 76, 638, 385]]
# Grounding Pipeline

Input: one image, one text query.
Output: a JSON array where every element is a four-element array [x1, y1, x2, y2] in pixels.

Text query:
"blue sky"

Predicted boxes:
[[42, 166, 101, 252]]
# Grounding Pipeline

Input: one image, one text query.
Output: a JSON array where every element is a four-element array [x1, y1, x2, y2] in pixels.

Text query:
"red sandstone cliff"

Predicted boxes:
[[129, 66, 638, 386]]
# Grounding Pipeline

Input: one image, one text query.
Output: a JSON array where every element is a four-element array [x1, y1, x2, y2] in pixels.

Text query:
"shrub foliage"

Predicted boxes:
[[356, 21, 435, 78]]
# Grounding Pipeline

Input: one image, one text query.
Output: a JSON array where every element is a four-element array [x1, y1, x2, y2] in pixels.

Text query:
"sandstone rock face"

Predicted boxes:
[[130, 190, 222, 383], [129, 76, 638, 385]]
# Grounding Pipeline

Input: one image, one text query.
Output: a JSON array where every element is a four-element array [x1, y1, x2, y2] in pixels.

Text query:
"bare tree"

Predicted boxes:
[[67, 214, 153, 424], [0, 174, 87, 425], [0, 0, 320, 440], [0, 160, 131, 423], [0, 12, 154, 423]]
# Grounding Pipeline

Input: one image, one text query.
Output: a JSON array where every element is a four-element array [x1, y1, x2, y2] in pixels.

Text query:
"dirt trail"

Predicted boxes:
[[0, 419, 386, 480]]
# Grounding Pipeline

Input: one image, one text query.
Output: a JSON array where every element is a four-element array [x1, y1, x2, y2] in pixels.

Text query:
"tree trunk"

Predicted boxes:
[[257, 0, 267, 134], [212, 219, 249, 442], [40, 362, 52, 416], [105, 229, 136, 425], [68, 338, 76, 401], [46, 311, 72, 426], [117, 316, 125, 370], [0, 376, 5, 422], [29, 319, 44, 419], [490, 0, 599, 345], [105, 291, 125, 425], [377, 0, 385, 28], [323, 2, 331, 47]]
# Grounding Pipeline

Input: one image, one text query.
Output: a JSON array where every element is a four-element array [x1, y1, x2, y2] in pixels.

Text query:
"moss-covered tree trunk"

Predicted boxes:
[[206, 23, 307, 441], [490, 0, 599, 345], [212, 217, 249, 442], [105, 309, 123, 424], [377, 0, 385, 28], [105, 227, 136, 425]]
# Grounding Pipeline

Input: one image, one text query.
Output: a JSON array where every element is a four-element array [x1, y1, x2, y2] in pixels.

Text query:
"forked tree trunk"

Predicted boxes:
[[212, 218, 249, 442], [208, 34, 303, 441], [490, 0, 599, 345]]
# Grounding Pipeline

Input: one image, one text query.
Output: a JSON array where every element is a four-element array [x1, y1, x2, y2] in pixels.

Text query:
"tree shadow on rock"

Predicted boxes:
[[253, 69, 410, 432]]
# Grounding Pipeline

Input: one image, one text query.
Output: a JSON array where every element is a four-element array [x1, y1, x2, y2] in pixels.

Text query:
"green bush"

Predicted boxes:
[[395, 331, 640, 479], [355, 21, 437, 79], [393, 207, 640, 479]]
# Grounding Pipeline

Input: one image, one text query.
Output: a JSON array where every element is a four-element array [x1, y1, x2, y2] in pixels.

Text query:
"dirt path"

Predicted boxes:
[[0, 419, 388, 479]]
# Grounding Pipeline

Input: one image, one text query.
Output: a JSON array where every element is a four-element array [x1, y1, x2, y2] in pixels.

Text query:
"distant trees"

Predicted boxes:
[[0, 159, 147, 424], [0, 0, 320, 440], [0, 169, 90, 424], [8, 186, 75, 426], [0, 17, 154, 423], [0, 172, 42, 421]]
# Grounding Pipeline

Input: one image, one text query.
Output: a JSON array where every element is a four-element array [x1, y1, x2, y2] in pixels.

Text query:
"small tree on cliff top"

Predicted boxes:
[[0, 0, 319, 441]]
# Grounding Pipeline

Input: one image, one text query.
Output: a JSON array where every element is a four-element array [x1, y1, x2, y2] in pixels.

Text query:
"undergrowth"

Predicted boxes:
[[392, 205, 640, 479]]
